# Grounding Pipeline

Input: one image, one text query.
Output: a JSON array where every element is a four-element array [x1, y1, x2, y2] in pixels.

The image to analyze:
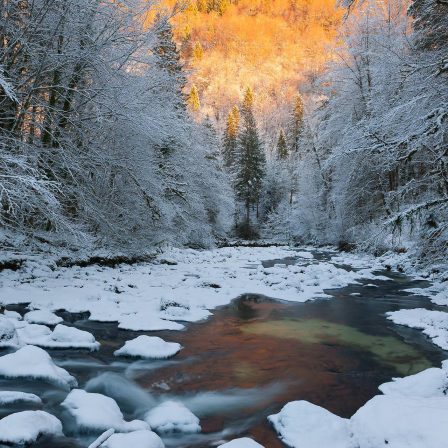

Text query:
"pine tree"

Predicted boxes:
[[153, 14, 186, 108], [277, 129, 288, 160], [188, 84, 201, 112], [222, 106, 239, 168], [235, 88, 266, 226], [290, 93, 304, 153]]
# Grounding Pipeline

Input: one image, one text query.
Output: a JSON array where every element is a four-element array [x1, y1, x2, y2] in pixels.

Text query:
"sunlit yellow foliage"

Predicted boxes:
[[158, 0, 343, 124]]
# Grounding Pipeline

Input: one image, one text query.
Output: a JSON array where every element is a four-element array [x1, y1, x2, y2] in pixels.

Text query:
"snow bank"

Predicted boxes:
[[351, 395, 448, 448], [0, 410, 63, 444], [114, 336, 181, 359], [268, 401, 352, 448], [24, 309, 63, 325], [145, 401, 201, 433], [0, 391, 42, 405], [61, 389, 148, 433], [269, 361, 448, 448], [0, 345, 77, 388], [0, 247, 384, 335], [219, 438, 264, 447], [386, 308, 448, 350], [101, 430, 165, 448]]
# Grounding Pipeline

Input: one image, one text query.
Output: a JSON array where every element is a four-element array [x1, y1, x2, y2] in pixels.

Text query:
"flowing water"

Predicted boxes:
[[0, 252, 446, 447]]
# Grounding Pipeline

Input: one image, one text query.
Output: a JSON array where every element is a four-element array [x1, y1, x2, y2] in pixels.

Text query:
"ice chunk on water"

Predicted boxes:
[[219, 438, 265, 447], [0, 345, 77, 388], [145, 401, 201, 434], [101, 430, 165, 448], [61, 389, 149, 433], [0, 391, 42, 405], [0, 410, 63, 444], [114, 335, 181, 359], [24, 309, 63, 325], [268, 401, 352, 448]]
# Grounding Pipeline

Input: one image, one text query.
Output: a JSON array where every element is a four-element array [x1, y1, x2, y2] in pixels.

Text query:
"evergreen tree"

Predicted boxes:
[[277, 128, 288, 160], [153, 14, 186, 108], [290, 93, 304, 153], [222, 106, 239, 168], [188, 84, 201, 112], [235, 88, 266, 226]]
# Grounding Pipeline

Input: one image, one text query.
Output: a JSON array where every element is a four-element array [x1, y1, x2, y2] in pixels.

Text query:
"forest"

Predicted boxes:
[[1, 0, 446, 270]]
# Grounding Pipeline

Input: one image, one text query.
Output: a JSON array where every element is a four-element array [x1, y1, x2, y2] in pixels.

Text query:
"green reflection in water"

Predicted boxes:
[[242, 318, 431, 376]]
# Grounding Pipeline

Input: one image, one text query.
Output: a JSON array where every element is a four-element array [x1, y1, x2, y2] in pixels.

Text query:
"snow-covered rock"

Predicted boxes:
[[0, 315, 20, 347], [219, 438, 264, 447], [351, 395, 448, 448], [0, 410, 63, 444], [114, 336, 181, 359], [0, 345, 77, 388], [24, 309, 63, 325], [3, 310, 21, 320], [101, 430, 164, 448], [118, 314, 184, 331], [386, 308, 448, 350], [0, 391, 42, 405], [145, 401, 201, 434], [379, 362, 448, 398], [268, 401, 353, 448], [61, 389, 149, 433]]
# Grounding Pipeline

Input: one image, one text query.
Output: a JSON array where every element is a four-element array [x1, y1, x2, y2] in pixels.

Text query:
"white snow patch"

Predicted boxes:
[[0, 410, 63, 444], [145, 401, 201, 434], [0, 315, 20, 347], [268, 400, 353, 448], [386, 308, 448, 350], [101, 430, 165, 448], [24, 309, 63, 325], [219, 438, 264, 447], [118, 314, 185, 331], [3, 310, 21, 320], [0, 391, 42, 405], [61, 389, 149, 433], [114, 336, 181, 359], [0, 345, 77, 388]]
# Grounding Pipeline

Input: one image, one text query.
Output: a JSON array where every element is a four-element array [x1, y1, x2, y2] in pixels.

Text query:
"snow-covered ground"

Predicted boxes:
[[0, 247, 387, 332]]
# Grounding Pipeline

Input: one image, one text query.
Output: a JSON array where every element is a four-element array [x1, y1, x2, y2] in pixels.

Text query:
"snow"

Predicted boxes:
[[24, 309, 63, 325], [0, 345, 77, 388], [114, 335, 181, 359], [0, 247, 385, 334], [351, 395, 448, 448], [269, 360, 448, 448], [405, 282, 448, 306], [0, 315, 20, 347], [88, 429, 115, 448], [219, 438, 265, 447], [144, 400, 201, 433], [268, 401, 352, 448], [101, 430, 165, 448], [4, 310, 21, 320], [0, 410, 63, 444], [61, 389, 149, 433], [0, 391, 42, 405], [386, 308, 448, 350]]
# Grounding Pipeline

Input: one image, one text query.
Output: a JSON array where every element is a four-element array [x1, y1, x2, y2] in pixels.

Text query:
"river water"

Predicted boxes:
[[0, 252, 446, 447]]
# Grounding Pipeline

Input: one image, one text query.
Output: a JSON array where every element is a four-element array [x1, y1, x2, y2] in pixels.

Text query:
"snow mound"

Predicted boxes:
[[0, 410, 63, 444], [3, 310, 21, 320], [219, 437, 264, 447], [61, 389, 149, 433], [101, 430, 165, 448], [16, 322, 99, 350], [145, 401, 201, 433], [0, 345, 77, 388], [351, 395, 448, 448], [118, 314, 184, 331], [0, 315, 20, 347], [379, 364, 448, 398], [0, 391, 42, 405], [268, 400, 352, 448], [114, 336, 181, 359], [386, 308, 448, 350], [24, 309, 63, 325]]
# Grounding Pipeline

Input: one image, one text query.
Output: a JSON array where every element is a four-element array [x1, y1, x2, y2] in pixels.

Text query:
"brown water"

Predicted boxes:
[[0, 254, 446, 448]]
